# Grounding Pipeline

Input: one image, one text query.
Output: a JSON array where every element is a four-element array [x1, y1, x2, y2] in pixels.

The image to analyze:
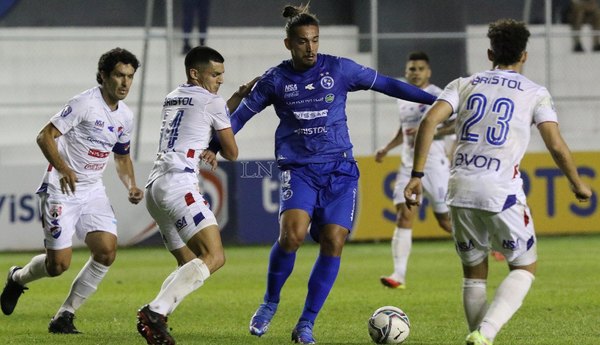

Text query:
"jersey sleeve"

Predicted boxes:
[[532, 87, 558, 125], [437, 78, 461, 113], [49, 98, 87, 134], [207, 97, 232, 130], [338, 57, 377, 91], [113, 108, 133, 155], [242, 73, 275, 114]]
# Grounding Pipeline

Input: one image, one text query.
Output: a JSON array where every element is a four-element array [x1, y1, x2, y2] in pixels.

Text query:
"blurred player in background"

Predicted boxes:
[[403, 19, 592, 345], [209, 4, 437, 344], [374, 51, 454, 290], [136, 46, 256, 345], [1, 48, 143, 333]]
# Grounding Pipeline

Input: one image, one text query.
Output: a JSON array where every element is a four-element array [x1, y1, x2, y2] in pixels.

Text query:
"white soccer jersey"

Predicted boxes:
[[397, 84, 449, 170], [147, 84, 231, 185], [439, 69, 558, 212], [39, 86, 133, 192]]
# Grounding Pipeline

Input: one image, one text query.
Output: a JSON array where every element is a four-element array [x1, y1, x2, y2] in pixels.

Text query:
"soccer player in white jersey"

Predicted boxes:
[[136, 46, 256, 345], [375, 51, 454, 289], [0, 48, 144, 333], [404, 19, 592, 345]]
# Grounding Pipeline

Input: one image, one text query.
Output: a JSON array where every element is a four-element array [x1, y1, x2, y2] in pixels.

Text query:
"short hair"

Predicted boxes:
[[96, 48, 139, 84], [282, 3, 319, 38], [184, 46, 225, 73], [407, 51, 430, 64], [487, 18, 530, 66]]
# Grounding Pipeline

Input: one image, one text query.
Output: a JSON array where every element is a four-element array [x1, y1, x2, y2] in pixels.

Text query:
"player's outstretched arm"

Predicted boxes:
[[538, 122, 592, 201], [114, 153, 143, 204], [226, 76, 260, 114], [371, 74, 437, 105], [36, 122, 78, 195]]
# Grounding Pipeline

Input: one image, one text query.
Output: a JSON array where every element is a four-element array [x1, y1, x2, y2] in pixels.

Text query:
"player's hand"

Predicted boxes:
[[59, 168, 78, 195], [571, 182, 592, 202], [403, 177, 423, 209], [128, 186, 144, 204], [201, 149, 218, 171], [238, 77, 260, 98], [374, 148, 387, 163]]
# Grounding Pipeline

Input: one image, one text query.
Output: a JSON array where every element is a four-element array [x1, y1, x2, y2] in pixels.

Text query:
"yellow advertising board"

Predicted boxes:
[[352, 152, 599, 241]]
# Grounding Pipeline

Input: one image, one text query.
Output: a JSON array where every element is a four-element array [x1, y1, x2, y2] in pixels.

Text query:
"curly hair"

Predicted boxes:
[[282, 3, 319, 38], [487, 18, 530, 66], [96, 47, 140, 84]]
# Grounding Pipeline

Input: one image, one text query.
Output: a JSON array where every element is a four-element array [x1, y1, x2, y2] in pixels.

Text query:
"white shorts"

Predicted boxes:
[[393, 160, 450, 214], [450, 202, 537, 267], [39, 185, 117, 250], [146, 171, 218, 251]]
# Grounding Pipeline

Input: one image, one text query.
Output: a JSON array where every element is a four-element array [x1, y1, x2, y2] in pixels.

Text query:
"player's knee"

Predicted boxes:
[[93, 251, 116, 266], [278, 230, 305, 251], [202, 251, 225, 273], [46, 261, 69, 277]]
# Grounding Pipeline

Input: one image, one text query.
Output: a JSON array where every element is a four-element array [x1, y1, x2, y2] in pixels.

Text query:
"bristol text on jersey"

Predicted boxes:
[[163, 97, 195, 107], [471, 76, 524, 91]]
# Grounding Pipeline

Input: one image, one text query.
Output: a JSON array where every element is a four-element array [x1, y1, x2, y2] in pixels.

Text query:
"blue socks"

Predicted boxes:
[[300, 255, 341, 324], [264, 241, 296, 304]]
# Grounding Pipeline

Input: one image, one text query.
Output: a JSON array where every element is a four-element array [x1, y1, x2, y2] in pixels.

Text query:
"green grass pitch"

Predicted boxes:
[[1, 235, 599, 344]]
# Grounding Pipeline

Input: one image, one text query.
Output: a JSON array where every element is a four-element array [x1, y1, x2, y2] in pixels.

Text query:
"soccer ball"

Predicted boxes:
[[367, 306, 410, 344]]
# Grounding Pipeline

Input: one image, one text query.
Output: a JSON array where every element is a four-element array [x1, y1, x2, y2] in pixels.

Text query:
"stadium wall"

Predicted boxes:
[[1, 153, 597, 251]]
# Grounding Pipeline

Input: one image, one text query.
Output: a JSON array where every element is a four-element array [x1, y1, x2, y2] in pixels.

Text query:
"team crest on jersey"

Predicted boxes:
[[48, 219, 61, 239], [108, 125, 124, 137], [320, 73, 334, 89], [94, 120, 105, 130], [49, 203, 63, 218], [60, 105, 73, 117], [325, 93, 335, 103]]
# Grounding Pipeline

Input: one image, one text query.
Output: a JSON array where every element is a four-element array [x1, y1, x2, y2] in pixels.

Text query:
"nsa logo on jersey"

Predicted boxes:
[[60, 105, 73, 117], [175, 216, 188, 231], [284, 84, 298, 92]]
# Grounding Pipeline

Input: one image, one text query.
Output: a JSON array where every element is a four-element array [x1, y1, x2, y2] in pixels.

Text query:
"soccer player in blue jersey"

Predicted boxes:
[[210, 4, 436, 344]]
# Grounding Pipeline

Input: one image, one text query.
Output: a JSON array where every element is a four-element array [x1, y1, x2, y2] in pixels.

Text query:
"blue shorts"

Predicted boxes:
[[279, 161, 359, 241]]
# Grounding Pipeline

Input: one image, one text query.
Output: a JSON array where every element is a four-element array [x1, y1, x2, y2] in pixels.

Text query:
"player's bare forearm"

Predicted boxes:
[[114, 153, 143, 204], [226, 76, 260, 113], [539, 122, 592, 201], [37, 122, 78, 194]]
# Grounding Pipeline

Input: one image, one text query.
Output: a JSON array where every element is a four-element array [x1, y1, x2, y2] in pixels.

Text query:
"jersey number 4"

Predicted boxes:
[[460, 93, 514, 146]]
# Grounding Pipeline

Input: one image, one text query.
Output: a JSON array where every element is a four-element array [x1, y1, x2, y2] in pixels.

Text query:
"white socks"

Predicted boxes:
[[463, 278, 488, 331], [390, 227, 412, 282], [13, 254, 49, 286], [149, 258, 210, 316], [56, 257, 109, 317], [479, 269, 535, 341]]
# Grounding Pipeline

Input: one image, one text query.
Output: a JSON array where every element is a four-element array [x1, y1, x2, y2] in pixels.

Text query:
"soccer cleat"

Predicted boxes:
[[249, 301, 278, 336], [465, 330, 493, 345], [491, 251, 505, 262], [291, 320, 316, 344], [48, 311, 81, 334], [1, 266, 28, 315], [137, 305, 175, 345], [379, 276, 406, 289]]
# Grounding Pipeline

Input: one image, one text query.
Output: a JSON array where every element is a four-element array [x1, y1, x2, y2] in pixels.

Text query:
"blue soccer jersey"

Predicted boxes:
[[229, 54, 436, 166], [234, 54, 374, 165]]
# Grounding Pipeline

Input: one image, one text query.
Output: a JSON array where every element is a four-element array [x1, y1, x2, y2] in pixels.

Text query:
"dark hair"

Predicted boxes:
[[185, 46, 224, 72], [407, 51, 430, 63], [96, 48, 140, 84], [487, 18, 530, 66], [282, 3, 319, 38]]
